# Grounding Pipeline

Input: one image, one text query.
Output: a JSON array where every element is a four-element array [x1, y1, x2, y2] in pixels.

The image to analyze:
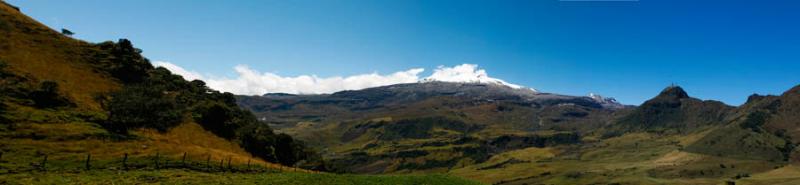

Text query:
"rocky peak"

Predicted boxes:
[[656, 85, 689, 100]]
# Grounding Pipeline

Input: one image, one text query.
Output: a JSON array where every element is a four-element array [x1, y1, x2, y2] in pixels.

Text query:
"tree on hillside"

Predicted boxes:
[[194, 101, 251, 139], [30, 81, 74, 108], [103, 85, 183, 134], [238, 123, 325, 169], [61, 28, 74, 36], [94, 39, 154, 84]]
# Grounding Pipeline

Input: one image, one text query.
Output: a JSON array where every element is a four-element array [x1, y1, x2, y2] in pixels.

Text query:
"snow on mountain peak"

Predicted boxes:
[[421, 64, 530, 90], [588, 93, 624, 108]]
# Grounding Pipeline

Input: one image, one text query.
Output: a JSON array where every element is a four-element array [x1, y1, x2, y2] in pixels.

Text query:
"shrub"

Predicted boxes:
[[740, 111, 768, 132], [103, 85, 183, 134], [238, 123, 325, 169], [30, 81, 74, 108], [0, 60, 8, 123], [94, 39, 154, 84], [194, 101, 252, 139], [0, 100, 7, 124]]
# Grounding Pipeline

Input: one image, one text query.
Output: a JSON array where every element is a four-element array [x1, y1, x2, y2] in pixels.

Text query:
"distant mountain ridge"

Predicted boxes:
[[258, 81, 623, 110], [238, 81, 629, 173], [239, 81, 800, 176], [608, 85, 734, 133]]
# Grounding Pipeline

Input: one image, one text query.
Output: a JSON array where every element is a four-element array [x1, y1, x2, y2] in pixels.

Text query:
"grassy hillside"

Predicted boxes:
[[4, 171, 481, 185], [0, 0, 300, 173], [0, 1, 118, 111], [0, 2, 482, 184]]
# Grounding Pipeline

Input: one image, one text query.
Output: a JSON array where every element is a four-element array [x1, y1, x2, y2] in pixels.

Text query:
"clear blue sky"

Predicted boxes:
[[9, 0, 800, 105]]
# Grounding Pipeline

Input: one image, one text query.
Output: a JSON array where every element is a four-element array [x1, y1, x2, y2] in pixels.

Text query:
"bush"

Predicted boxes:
[[103, 85, 183, 134], [740, 111, 768, 132], [194, 101, 252, 139], [30, 81, 74, 108], [0, 101, 7, 124], [238, 123, 278, 161], [0, 60, 8, 76], [94, 39, 154, 84], [0, 60, 8, 123], [239, 123, 325, 169]]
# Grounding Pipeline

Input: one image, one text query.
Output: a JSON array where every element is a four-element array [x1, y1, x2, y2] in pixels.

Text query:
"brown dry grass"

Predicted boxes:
[[0, 3, 120, 111], [1, 121, 310, 172], [0, 2, 311, 173]]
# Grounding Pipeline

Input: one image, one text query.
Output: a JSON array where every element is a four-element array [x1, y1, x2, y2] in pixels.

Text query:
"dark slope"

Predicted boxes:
[[239, 82, 627, 132], [609, 86, 734, 134], [681, 85, 800, 162], [604, 85, 797, 161]]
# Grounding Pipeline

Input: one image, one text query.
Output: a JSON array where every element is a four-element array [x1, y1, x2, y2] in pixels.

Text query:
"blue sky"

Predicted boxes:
[[9, 0, 800, 105]]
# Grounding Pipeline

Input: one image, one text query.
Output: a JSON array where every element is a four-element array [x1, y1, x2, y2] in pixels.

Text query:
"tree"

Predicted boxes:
[[61, 28, 74, 36], [194, 101, 251, 139], [30, 81, 73, 108], [238, 123, 324, 169], [103, 85, 183, 134], [94, 39, 154, 84]]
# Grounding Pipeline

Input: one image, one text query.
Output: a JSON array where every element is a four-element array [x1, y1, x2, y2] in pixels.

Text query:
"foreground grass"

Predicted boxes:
[[0, 170, 484, 185]]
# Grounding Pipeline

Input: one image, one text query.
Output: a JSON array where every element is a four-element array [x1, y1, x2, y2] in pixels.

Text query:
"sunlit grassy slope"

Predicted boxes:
[[0, 1, 482, 184], [0, 0, 287, 172], [4, 171, 482, 185], [448, 131, 798, 185], [0, 1, 119, 111]]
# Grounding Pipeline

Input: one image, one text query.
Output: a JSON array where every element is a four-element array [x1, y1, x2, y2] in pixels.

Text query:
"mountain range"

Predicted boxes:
[[4, 1, 800, 184], [239, 80, 800, 184]]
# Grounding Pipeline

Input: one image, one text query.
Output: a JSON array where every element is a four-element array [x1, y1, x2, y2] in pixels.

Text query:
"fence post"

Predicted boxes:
[[40, 155, 47, 171], [227, 156, 232, 170], [155, 152, 160, 170], [85, 154, 91, 170], [182, 152, 187, 167], [206, 155, 211, 171], [219, 158, 224, 171], [123, 153, 128, 170]]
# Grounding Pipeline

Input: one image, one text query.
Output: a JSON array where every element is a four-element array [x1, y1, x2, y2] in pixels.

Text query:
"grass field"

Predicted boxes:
[[447, 131, 792, 185], [1, 170, 483, 185]]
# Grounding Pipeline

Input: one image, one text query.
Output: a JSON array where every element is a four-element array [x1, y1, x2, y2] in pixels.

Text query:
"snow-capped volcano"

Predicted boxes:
[[421, 64, 537, 92]]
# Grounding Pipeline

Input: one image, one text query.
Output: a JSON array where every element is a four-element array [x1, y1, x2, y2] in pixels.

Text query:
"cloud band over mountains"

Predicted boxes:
[[154, 62, 525, 95]]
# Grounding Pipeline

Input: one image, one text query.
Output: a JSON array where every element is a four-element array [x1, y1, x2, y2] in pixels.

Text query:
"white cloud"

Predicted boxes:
[[153, 61, 203, 81], [154, 62, 530, 95]]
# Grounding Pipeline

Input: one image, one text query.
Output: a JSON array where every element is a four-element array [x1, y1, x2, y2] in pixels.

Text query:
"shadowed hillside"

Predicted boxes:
[[608, 86, 734, 134]]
